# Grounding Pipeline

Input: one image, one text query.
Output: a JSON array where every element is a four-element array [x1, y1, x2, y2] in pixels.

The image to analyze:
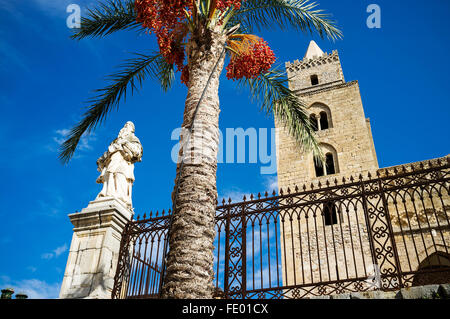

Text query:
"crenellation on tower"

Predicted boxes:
[[286, 41, 345, 94]]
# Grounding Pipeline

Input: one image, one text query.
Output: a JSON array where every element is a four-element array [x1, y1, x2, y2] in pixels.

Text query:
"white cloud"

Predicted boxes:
[[50, 128, 96, 154], [219, 176, 279, 205], [41, 252, 54, 260], [264, 176, 278, 192], [41, 243, 68, 260], [218, 188, 249, 204], [53, 243, 68, 257], [0, 277, 61, 299], [31, 0, 81, 16]]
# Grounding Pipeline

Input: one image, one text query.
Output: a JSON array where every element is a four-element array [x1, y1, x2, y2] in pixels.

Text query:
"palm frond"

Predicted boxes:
[[59, 53, 174, 163], [71, 0, 142, 40], [237, 67, 323, 160], [156, 57, 175, 92], [230, 0, 342, 40]]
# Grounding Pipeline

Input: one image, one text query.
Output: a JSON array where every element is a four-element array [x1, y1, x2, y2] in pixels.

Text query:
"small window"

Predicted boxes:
[[320, 112, 329, 130], [310, 114, 318, 131], [324, 201, 338, 226], [314, 160, 325, 177], [325, 153, 336, 175], [314, 151, 338, 177], [311, 75, 319, 86]]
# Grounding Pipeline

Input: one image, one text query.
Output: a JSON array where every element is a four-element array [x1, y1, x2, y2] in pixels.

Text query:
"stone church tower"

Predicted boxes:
[[275, 41, 379, 189]]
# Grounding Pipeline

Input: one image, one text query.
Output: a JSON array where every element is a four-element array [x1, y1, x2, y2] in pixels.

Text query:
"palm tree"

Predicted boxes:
[[60, 0, 341, 299]]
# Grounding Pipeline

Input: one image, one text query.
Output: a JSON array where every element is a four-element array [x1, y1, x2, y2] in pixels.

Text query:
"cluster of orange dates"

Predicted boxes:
[[136, 1, 275, 85], [226, 39, 275, 80]]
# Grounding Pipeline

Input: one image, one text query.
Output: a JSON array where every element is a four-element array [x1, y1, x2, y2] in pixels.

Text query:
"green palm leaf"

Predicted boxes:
[[237, 68, 323, 160], [71, 0, 142, 40], [231, 0, 342, 40], [59, 53, 174, 163]]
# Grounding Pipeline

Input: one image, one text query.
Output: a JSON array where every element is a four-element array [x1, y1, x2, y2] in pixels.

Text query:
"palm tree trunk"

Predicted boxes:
[[161, 28, 227, 299]]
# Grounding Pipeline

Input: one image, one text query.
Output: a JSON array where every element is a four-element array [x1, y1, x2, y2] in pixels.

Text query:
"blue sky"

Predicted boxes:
[[0, 0, 449, 298]]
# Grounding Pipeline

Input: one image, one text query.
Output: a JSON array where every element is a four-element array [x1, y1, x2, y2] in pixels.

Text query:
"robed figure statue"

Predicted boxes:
[[95, 121, 143, 210]]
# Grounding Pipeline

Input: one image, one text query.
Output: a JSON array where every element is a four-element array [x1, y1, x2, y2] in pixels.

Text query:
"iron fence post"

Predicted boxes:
[[241, 202, 247, 299], [377, 177, 403, 289], [223, 205, 231, 298], [359, 178, 379, 282]]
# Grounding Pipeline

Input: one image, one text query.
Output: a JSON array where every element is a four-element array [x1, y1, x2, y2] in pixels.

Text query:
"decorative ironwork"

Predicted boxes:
[[112, 157, 450, 299]]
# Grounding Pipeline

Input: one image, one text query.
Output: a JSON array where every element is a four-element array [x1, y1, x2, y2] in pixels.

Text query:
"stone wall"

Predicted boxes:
[[279, 202, 373, 288], [286, 50, 345, 94], [275, 81, 379, 190], [308, 283, 450, 299], [278, 158, 449, 296]]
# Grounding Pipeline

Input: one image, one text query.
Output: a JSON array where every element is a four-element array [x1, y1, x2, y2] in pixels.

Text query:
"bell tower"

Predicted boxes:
[[275, 41, 379, 189]]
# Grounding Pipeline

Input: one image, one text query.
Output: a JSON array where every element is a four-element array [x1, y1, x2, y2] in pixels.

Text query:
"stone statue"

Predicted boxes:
[[95, 121, 143, 210]]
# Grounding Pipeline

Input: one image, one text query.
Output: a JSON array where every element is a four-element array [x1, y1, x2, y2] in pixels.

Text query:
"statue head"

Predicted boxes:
[[118, 121, 135, 138]]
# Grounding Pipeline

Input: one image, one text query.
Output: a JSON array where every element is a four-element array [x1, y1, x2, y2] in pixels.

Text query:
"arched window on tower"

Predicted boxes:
[[313, 146, 339, 178], [320, 111, 329, 130], [314, 160, 325, 177], [311, 74, 319, 86], [323, 201, 338, 226], [310, 114, 319, 131], [325, 153, 336, 175]]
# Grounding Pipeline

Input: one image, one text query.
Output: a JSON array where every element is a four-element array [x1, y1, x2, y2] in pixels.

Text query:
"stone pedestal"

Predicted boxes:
[[59, 197, 133, 299]]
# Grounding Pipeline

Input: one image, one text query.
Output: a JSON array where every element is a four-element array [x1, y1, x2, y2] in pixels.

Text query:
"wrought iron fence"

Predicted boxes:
[[112, 157, 450, 299]]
